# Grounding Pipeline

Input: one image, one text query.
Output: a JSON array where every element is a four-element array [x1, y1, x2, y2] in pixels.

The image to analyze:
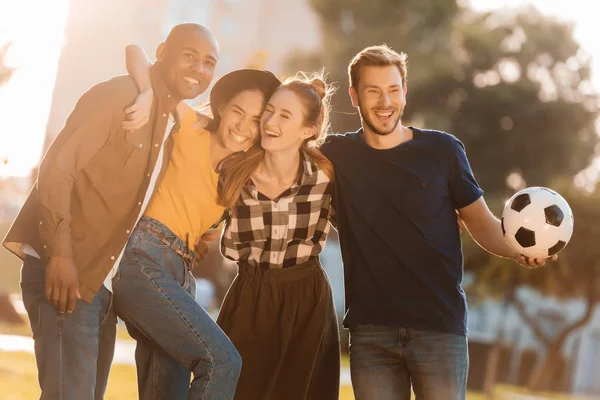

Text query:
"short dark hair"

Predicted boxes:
[[348, 44, 408, 88]]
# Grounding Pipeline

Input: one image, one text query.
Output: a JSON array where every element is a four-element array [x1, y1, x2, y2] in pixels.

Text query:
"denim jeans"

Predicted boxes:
[[20, 256, 117, 400], [113, 216, 241, 400], [349, 325, 468, 400]]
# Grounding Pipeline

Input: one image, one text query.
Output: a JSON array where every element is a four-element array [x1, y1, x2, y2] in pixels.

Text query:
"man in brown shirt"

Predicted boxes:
[[2, 23, 218, 399]]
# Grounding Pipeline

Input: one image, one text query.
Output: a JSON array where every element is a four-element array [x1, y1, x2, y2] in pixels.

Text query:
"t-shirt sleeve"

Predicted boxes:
[[320, 134, 340, 159], [449, 138, 483, 209]]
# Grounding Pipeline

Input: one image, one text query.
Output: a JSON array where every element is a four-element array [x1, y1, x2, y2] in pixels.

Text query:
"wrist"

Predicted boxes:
[[141, 87, 154, 96]]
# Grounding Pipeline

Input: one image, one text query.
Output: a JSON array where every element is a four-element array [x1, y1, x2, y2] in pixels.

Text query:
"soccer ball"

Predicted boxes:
[[501, 187, 574, 259]]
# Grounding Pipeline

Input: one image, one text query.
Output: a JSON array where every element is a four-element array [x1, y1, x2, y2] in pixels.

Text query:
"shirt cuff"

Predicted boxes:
[[40, 232, 73, 258]]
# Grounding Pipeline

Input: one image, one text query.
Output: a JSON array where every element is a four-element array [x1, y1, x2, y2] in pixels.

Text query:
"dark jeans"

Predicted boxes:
[[349, 325, 468, 400], [20, 256, 117, 400], [113, 216, 241, 400]]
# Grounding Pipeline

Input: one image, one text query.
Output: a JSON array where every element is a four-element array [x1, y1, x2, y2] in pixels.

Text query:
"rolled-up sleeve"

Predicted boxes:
[[37, 83, 117, 257]]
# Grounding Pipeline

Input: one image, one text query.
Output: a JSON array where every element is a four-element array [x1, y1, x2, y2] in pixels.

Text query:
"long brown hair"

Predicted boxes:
[[218, 71, 335, 208]]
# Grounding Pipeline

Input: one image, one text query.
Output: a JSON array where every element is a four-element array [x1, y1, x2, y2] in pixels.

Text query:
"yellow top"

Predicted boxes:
[[144, 110, 223, 242]]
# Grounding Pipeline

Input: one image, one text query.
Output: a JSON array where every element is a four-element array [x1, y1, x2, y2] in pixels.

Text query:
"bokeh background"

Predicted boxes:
[[1, 0, 600, 398]]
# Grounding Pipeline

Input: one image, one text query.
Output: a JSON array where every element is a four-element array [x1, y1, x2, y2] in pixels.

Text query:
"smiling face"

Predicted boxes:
[[157, 26, 219, 101], [350, 65, 407, 136], [260, 88, 315, 153], [215, 89, 265, 152]]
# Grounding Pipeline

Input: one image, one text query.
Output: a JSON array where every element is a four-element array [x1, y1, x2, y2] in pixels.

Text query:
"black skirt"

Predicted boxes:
[[217, 258, 340, 400]]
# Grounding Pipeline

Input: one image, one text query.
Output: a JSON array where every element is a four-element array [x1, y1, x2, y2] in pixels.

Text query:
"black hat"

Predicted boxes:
[[208, 69, 281, 127]]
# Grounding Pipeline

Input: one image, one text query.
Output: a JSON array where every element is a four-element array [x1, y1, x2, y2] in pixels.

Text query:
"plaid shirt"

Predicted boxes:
[[221, 151, 334, 269]]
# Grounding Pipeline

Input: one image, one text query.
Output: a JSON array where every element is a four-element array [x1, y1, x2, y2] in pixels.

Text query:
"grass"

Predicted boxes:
[[0, 351, 138, 400], [2, 348, 600, 400], [3, 320, 600, 399]]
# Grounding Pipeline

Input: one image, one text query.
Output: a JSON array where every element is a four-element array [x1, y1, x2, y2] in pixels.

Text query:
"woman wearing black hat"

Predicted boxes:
[[125, 48, 340, 400], [114, 45, 282, 399]]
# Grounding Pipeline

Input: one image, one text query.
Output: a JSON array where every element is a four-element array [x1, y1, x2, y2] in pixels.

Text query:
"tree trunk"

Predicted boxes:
[[527, 342, 564, 391]]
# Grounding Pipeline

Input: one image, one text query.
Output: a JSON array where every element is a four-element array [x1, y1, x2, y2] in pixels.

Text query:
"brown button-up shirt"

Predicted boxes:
[[2, 64, 179, 303]]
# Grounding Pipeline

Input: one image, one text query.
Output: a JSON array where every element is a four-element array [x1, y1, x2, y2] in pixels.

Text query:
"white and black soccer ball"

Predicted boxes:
[[501, 187, 574, 259]]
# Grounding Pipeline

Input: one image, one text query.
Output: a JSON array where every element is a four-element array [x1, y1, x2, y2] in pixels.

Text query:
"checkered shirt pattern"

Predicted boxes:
[[221, 151, 334, 269]]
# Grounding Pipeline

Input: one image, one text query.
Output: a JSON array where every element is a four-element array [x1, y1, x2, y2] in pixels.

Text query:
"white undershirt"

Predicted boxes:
[[103, 114, 175, 292]]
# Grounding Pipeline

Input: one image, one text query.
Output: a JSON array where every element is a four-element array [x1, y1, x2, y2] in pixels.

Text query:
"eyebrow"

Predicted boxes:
[[281, 108, 293, 116], [182, 47, 218, 63], [364, 84, 402, 89], [234, 104, 261, 119]]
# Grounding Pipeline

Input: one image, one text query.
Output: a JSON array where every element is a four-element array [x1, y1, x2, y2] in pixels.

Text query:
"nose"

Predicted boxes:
[[379, 93, 391, 107], [262, 112, 275, 127], [235, 117, 250, 133], [191, 60, 204, 75]]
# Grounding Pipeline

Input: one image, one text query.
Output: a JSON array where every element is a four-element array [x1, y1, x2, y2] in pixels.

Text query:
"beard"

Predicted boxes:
[[358, 100, 403, 136]]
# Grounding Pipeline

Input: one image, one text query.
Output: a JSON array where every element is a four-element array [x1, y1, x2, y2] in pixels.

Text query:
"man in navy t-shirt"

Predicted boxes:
[[320, 44, 554, 400]]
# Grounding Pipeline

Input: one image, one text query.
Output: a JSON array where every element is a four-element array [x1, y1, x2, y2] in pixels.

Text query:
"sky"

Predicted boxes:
[[0, 0, 598, 178]]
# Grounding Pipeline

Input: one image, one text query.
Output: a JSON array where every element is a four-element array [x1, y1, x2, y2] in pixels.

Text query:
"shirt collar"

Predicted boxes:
[[245, 149, 316, 201], [150, 63, 179, 112]]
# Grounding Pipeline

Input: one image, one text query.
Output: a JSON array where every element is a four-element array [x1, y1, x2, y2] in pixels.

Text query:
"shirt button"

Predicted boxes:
[[126, 229, 130, 234], [162, 113, 167, 117], [110, 256, 115, 261], [271, 254, 276, 259], [139, 144, 143, 148], [43, 245, 47, 249], [39, 221, 43, 225], [138, 201, 142, 206], [154, 143, 159, 148], [167, 94, 171, 98], [422, 182, 427, 188], [147, 173, 150, 177], [273, 229, 278, 235]]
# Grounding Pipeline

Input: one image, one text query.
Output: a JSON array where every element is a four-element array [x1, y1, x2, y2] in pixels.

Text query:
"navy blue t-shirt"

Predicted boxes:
[[321, 127, 483, 336]]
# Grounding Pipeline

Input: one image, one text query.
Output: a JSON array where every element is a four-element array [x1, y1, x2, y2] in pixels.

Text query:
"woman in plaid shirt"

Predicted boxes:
[[215, 73, 340, 400]]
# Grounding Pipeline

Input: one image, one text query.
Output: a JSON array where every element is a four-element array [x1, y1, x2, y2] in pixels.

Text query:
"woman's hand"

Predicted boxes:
[[122, 88, 154, 131]]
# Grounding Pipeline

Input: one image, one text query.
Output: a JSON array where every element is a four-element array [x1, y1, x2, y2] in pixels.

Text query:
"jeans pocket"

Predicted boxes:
[[20, 257, 45, 288], [112, 267, 122, 288], [185, 272, 196, 298]]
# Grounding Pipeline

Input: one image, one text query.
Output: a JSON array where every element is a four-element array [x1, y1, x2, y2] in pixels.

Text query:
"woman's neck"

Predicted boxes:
[[209, 131, 234, 172], [259, 148, 302, 185]]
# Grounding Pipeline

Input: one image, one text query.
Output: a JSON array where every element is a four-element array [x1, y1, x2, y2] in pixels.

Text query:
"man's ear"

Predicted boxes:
[[349, 86, 359, 108], [156, 42, 166, 62]]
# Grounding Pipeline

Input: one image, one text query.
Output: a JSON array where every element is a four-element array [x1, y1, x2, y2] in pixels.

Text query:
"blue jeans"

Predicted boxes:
[[20, 256, 117, 400], [349, 325, 468, 400], [113, 217, 241, 400]]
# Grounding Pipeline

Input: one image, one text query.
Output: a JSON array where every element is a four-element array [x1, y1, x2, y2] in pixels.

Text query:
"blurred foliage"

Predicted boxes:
[[287, 2, 599, 195]]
